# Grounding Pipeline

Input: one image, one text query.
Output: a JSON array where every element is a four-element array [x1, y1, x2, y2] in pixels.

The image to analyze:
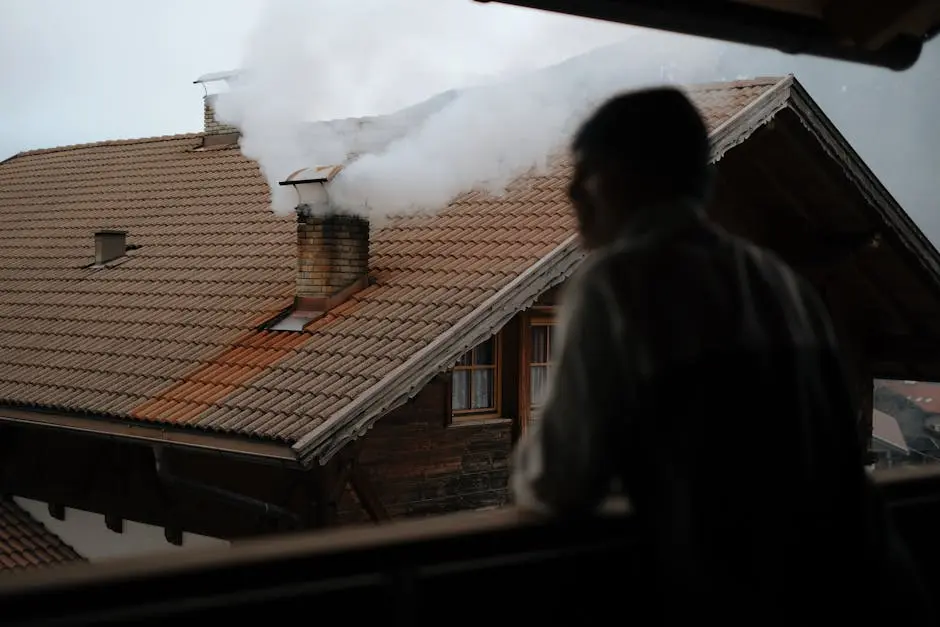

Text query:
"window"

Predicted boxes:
[[529, 319, 557, 410], [451, 336, 499, 420]]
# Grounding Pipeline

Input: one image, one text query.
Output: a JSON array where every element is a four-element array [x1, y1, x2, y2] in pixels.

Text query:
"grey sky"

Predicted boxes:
[[0, 0, 630, 156], [1, 0, 937, 238]]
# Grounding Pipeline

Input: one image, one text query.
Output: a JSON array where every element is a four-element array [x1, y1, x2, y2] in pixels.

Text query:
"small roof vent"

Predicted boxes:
[[95, 230, 127, 266]]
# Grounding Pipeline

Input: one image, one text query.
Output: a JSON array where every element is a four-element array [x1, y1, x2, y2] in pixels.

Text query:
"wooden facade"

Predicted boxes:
[[334, 303, 562, 524]]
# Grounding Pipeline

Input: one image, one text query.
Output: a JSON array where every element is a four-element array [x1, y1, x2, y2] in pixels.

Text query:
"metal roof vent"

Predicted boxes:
[[95, 230, 127, 266], [278, 164, 344, 209]]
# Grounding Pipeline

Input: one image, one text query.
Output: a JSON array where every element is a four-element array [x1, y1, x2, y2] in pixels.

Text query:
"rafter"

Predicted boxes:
[[351, 467, 390, 523]]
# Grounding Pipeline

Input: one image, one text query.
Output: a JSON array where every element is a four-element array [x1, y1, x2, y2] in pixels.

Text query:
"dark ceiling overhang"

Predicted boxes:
[[701, 76, 940, 380], [477, 0, 940, 70]]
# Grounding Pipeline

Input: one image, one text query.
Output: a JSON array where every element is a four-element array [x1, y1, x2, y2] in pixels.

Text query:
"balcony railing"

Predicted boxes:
[[3, 466, 940, 626]]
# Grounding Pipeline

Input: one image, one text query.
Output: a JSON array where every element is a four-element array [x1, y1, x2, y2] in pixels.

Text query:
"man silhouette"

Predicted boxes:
[[510, 87, 929, 623]]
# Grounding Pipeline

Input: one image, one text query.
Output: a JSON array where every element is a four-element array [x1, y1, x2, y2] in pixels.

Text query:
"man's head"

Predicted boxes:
[[569, 87, 712, 250]]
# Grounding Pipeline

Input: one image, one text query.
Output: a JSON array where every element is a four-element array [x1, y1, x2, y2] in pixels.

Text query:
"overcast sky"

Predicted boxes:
[[1, 0, 937, 238]]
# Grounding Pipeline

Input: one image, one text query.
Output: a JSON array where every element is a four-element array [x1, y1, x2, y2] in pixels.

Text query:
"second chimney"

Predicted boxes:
[[203, 94, 239, 137]]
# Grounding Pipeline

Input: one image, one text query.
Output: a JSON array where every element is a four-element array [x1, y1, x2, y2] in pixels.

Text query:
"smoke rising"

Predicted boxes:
[[326, 39, 729, 217], [214, 0, 724, 217], [216, 0, 939, 240]]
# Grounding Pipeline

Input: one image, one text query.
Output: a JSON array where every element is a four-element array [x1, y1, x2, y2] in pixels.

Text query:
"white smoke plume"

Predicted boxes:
[[214, 0, 725, 218]]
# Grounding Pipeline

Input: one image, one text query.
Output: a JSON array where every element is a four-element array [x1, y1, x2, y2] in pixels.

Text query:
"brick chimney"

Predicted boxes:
[[203, 94, 238, 136], [295, 208, 370, 311], [194, 72, 239, 146]]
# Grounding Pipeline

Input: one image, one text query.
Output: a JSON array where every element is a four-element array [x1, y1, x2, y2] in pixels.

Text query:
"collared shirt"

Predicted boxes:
[[509, 198, 916, 618]]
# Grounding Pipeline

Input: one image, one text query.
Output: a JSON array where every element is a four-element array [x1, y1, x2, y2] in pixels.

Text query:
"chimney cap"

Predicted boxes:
[[193, 70, 241, 85], [279, 165, 344, 187]]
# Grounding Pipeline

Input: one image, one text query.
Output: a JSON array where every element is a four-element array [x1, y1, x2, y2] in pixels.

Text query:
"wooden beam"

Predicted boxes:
[[329, 459, 355, 505], [441, 371, 454, 428], [350, 466, 390, 523], [313, 450, 358, 528], [518, 312, 531, 440]]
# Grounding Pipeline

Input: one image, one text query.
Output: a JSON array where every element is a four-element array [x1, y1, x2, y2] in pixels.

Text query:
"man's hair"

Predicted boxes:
[[572, 87, 712, 200]]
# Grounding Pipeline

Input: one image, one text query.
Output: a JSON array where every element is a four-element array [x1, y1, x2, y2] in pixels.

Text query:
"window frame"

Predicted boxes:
[[519, 307, 558, 435], [449, 333, 503, 424], [527, 314, 557, 414]]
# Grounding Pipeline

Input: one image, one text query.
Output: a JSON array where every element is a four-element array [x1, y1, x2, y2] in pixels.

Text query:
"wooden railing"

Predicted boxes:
[[2, 467, 940, 626]]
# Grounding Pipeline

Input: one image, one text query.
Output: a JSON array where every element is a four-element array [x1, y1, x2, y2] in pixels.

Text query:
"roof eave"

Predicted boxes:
[[709, 75, 794, 162], [0, 406, 302, 469], [782, 76, 940, 300]]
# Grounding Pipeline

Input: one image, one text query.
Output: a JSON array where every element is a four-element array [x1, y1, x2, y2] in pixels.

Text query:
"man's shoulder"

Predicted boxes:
[[717, 230, 837, 343], [569, 245, 638, 296], [717, 228, 812, 291]]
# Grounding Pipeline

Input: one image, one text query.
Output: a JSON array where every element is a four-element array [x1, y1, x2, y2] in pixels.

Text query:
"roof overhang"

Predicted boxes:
[[477, 0, 940, 70], [0, 407, 301, 469], [707, 78, 940, 381]]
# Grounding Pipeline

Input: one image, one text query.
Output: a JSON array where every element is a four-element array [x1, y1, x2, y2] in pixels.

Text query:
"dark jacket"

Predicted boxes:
[[511, 200, 930, 623]]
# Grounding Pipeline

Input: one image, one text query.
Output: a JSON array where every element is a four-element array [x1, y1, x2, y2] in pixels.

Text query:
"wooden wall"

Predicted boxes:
[[338, 377, 514, 524]]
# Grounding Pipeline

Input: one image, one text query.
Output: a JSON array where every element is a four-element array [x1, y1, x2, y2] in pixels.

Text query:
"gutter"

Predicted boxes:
[[152, 447, 302, 528], [0, 406, 301, 469]]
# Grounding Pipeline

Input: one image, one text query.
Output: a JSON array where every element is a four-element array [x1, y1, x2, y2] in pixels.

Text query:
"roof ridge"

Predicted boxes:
[[684, 75, 789, 92], [8, 132, 205, 160], [3, 77, 782, 164]]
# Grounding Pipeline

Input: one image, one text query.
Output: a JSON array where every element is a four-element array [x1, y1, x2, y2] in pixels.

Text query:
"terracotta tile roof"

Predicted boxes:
[[0, 499, 84, 573], [0, 77, 784, 459], [0, 134, 296, 421]]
